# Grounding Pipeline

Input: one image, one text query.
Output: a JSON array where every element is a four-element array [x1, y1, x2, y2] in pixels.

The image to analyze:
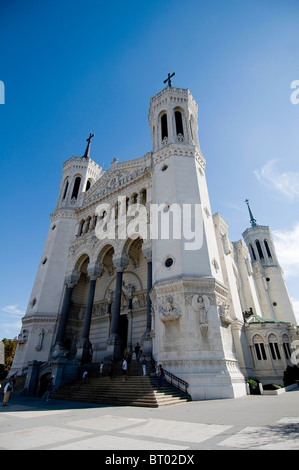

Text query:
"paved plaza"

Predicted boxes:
[[1, 388, 299, 451]]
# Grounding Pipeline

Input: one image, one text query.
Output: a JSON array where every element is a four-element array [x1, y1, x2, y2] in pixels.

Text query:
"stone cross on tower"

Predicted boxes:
[[83, 133, 94, 159], [163, 72, 175, 87], [87, 133, 94, 143]]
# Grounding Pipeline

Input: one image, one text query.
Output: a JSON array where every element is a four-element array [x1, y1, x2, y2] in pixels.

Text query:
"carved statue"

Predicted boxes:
[[219, 303, 233, 325], [191, 294, 210, 332], [36, 329, 45, 351], [122, 281, 135, 299], [106, 288, 114, 303]]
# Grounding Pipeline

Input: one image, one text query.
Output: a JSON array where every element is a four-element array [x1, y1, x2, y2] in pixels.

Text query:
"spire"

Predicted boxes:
[[245, 199, 257, 227], [83, 133, 94, 159]]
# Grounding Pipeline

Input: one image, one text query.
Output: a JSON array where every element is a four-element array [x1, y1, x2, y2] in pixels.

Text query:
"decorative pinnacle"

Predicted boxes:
[[245, 199, 257, 227]]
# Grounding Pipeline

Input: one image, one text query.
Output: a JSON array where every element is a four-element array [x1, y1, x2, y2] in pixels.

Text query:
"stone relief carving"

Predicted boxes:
[[83, 164, 150, 207], [92, 302, 109, 317], [159, 296, 181, 322], [132, 292, 146, 309]]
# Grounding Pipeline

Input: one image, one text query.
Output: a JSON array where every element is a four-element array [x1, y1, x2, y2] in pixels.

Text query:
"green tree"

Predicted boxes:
[[0, 338, 17, 380]]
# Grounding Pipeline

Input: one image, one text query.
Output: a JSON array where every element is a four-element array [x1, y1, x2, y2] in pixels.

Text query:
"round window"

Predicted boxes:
[[165, 257, 173, 268]]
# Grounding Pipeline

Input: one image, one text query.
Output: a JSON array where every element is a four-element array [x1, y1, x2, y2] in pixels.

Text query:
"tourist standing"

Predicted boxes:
[[122, 357, 128, 381], [127, 348, 133, 375], [2, 379, 13, 406], [43, 376, 55, 401], [135, 342, 140, 361], [81, 371, 88, 384], [109, 360, 114, 380], [141, 356, 147, 376], [158, 364, 165, 389]]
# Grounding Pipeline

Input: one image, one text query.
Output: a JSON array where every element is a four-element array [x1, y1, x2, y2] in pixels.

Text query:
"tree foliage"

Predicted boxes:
[[0, 338, 17, 380], [283, 365, 299, 387]]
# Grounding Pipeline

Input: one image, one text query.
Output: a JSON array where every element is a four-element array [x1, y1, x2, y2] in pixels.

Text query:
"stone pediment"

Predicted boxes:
[[82, 153, 152, 207]]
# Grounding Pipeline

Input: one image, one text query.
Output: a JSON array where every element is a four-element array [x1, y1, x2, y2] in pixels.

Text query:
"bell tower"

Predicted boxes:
[[12, 136, 102, 372], [55, 134, 102, 211], [242, 200, 296, 324], [149, 78, 247, 400], [149, 75, 200, 154]]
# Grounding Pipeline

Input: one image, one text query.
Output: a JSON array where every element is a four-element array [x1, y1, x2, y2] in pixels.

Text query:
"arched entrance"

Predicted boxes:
[[38, 372, 52, 397], [119, 313, 128, 354]]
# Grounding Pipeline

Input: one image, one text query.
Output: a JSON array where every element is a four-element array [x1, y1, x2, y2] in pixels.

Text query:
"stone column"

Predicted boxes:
[[142, 246, 153, 357], [53, 271, 80, 356], [143, 247, 152, 336], [106, 255, 129, 360], [76, 263, 103, 363]]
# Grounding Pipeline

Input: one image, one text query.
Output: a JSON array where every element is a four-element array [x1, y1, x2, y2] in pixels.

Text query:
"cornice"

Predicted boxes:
[[81, 162, 152, 209], [50, 208, 78, 222], [152, 144, 206, 170]]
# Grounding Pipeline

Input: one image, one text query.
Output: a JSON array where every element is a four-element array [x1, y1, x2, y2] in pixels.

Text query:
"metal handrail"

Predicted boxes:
[[163, 368, 189, 395], [150, 356, 190, 397]]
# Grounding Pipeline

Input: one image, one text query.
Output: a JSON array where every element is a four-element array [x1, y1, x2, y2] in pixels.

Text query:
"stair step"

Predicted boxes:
[[52, 373, 189, 408]]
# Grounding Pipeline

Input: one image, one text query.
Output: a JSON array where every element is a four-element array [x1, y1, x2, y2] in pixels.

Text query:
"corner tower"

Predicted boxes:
[[11, 136, 102, 373], [55, 134, 102, 211], [149, 80, 247, 400], [242, 200, 296, 324]]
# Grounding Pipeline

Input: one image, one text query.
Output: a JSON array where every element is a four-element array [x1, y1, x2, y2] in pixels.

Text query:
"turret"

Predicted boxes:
[[242, 200, 296, 324], [55, 134, 102, 211]]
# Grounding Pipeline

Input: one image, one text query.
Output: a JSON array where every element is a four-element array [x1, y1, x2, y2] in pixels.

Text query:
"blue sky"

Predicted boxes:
[[1, 0, 299, 338]]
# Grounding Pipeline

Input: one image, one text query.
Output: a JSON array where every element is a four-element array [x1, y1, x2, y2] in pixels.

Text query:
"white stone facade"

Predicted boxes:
[[11, 85, 298, 400]]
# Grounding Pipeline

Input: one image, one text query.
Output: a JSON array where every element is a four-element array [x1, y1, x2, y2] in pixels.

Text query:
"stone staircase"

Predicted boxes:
[[52, 360, 190, 408]]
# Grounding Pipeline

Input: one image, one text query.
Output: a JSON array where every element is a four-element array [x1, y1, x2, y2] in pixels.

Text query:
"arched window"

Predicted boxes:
[[85, 180, 91, 191], [249, 244, 256, 261], [63, 179, 69, 199], [78, 220, 84, 236], [71, 176, 81, 199], [189, 119, 194, 141], [141, 189, 146, 205], [253, 334, 267, 360], [175, 110, 184, 136], [269, 334, 281, 360], [282, 334, 291, 360], [161, 113, 168, 141], [255, 240, 264, 259], [264, 239, 272, 258]]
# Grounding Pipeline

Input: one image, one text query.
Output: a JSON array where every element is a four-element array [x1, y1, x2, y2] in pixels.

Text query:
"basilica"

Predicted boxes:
[[11, 81, 298, 400]]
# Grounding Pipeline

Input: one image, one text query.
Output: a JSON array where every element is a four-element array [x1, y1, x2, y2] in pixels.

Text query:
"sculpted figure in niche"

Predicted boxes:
[[191, 294, 210, 332]]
